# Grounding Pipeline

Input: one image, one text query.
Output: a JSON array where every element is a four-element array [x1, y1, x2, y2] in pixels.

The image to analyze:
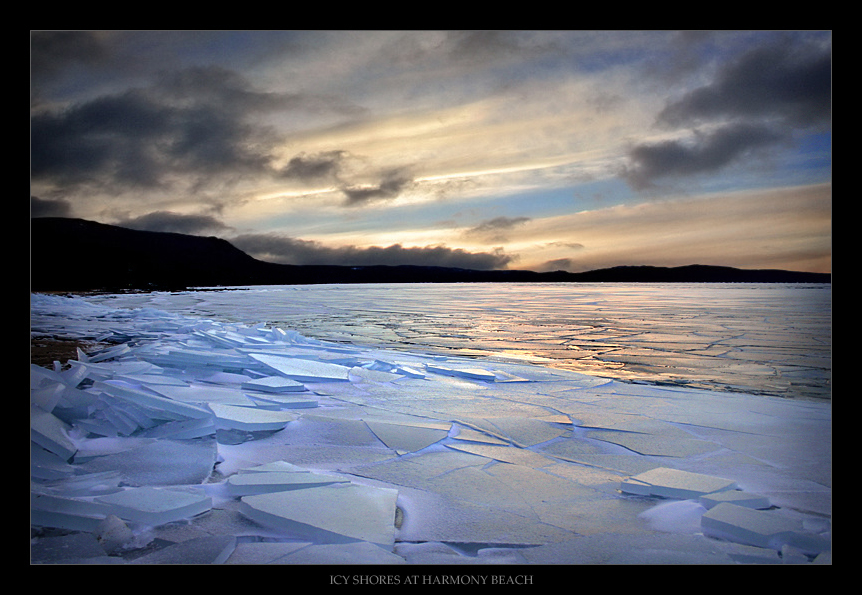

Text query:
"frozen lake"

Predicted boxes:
[[84, 283, 832, 401], [30, 283, 832, 566]]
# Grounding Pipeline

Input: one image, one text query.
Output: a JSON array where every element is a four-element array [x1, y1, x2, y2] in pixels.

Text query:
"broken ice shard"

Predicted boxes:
[[620, 467, 737, 499], [31, 492, 110, 532], [248, 353, 351, 382], [75, 437, 217, 486], [148, 384, 258, 407], [701, 502, 831, 555], [94, 381, 212, 420], [31, 404, 77, 462], [239, 483, 399, 546], [364, 419, 450, 455], [207, 403, 297, 432], [699, 490, 771, 510], [94, 486, 212, 526], [425, 363, 497, 381], [240, 375, 306, 393], [225, 470, 349, 496], [245, 392, 319, 409]]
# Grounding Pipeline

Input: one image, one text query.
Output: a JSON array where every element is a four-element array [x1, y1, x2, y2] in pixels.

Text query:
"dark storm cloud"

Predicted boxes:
[[280, 151, 348, 181], [31, 90, 170, 187], [280, 151, 418, 205], [154, 66, 280, 112], [30, 86, 272, 190], [623, 36, 830, 191], [116, 211, 232, 235], [31, 31, 108, 85], [165, 103, 271, 175], [30, 63, 365, 194], [342, 169, 415, 206], [231, 233, 514, 269], [623, 122, 787, 190], [658, 36, 832, 129]]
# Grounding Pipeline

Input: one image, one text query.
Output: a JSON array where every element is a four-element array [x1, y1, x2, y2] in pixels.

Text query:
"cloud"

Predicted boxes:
[[30, 63, 365, 196], [154, 66, 284, 113], [548, 240, 585, 250], [622, 122, 787, 189], [154, 65, 363, 118], [342, 168, 415, 206], [30, 87, 272, 191], [462, 216, 532, 243], [376, 31, 562, 81], [115, 211, 232, 235], [278, 152, 419, 207], [620, 35, 831, 191], [280, 151, 348, 181], [30, 31, 108, 86], [444, 31, 557, 66], [29, 31, 831, 275], [657, 35, 832, 129], [231, 233, 514, 269]]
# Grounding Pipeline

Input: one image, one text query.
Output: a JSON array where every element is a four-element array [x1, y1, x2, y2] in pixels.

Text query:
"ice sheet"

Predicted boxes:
[[30, 291, 831, 565], [239, 483, 399, 546]]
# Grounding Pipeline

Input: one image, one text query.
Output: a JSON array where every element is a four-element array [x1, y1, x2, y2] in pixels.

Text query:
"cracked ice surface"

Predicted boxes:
[[30, 290, 831, 565], [79, 283, 830, 401]]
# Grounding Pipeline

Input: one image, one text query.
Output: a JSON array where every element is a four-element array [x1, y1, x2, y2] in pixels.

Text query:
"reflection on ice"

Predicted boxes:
[[30, 291, 831, 565], [81, 283, 830, 401]]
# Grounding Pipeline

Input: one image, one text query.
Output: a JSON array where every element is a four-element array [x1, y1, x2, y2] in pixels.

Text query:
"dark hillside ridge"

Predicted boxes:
[[30, 217, 831, 291]]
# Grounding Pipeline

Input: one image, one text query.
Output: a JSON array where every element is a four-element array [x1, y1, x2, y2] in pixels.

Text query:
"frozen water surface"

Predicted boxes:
[[30, 285, 831, 565], [79, 283, 831, 400]]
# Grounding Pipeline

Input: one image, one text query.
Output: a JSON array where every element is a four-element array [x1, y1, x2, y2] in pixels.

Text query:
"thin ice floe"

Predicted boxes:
[[30, 292, 831, 565]]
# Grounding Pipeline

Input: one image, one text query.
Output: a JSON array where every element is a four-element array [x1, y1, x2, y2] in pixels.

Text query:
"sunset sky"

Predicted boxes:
[[30, 30, 831, 273]]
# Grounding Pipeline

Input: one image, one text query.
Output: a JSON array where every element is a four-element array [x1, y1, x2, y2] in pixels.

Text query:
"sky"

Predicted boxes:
[[30, 30, 831, 274]]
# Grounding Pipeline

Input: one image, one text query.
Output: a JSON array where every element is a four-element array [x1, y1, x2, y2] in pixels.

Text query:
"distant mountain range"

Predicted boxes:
[[30, 217, 831, 292]]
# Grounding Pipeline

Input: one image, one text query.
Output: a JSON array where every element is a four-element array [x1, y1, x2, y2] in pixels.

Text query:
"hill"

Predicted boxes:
[[29, 217, 831, 291]]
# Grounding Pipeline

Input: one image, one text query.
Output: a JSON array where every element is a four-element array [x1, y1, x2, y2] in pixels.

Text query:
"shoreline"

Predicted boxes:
[[31, 285, 832, 402], [30, 337, 111, 369]]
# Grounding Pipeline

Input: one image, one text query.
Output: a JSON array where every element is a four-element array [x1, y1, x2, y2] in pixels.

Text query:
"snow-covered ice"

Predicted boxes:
[[30, 290, 831, 565]]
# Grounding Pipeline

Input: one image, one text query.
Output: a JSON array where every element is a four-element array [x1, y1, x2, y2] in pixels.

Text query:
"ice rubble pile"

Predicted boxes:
[[30, 293, 831, 565]]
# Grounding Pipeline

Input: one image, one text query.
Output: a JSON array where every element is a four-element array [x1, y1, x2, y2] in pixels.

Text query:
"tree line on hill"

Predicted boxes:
[[30, 217, 831, 292]]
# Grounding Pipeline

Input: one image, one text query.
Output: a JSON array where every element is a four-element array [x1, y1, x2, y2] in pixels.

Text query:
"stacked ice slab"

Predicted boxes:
[[30, 293, 831, 564], [30, 296, 405, 563], [620, 467, 830, 557]]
